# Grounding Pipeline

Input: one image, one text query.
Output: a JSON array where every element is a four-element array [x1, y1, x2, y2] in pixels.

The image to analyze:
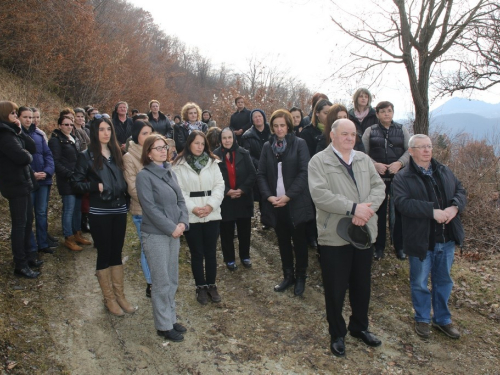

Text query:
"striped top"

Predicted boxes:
[[90, 205, 128, 215]]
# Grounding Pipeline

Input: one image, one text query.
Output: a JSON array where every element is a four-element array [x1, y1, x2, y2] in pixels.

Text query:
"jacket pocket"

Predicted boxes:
[[323, 213, 331, 229]]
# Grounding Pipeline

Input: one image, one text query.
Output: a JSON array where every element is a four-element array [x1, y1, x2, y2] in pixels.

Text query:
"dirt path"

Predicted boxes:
[[4, 215, 500, 374]]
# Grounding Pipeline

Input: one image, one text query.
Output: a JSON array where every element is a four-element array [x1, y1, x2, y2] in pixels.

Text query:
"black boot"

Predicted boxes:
[[274, 268, 295, 292], [81, 213, 91, 233], [294, 268, 307, 296]]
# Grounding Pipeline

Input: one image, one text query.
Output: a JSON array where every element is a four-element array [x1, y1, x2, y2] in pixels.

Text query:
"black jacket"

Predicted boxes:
[[348, 107, 378, 134], [298, 123, 322, 158], [393, 158, 466, 260], [213, 146, 256, 221], [368, 122, 405, 164], [257, 134, 314, 228], [230, 108, 251, 143], [72, 150, 128, 209], [113, 115, 133, 145], [148, 111, 173, 138], [48, 129, 79, 196], [241, 124, 271, 170], [173, 122, 208, 153], [0, 121, 36, 199]]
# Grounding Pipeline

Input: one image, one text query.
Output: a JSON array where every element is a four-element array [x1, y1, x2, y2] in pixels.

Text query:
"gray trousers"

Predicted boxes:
[[142, 232, 180, 331]]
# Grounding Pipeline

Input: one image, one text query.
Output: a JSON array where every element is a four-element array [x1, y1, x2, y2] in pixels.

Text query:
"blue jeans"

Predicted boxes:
[[409, 241, 455, 325], [61, 195, 81, 238], [30, 185, 50, 249], [132, 215, 152, 284]]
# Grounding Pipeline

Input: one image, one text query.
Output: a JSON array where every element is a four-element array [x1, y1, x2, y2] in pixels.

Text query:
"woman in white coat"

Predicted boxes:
[[172, 130, 224, 305]]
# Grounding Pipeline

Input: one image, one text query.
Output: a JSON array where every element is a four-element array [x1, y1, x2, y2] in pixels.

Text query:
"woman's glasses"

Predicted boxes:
[[61, 123, 74, 127], [150, 145, 169, 152]]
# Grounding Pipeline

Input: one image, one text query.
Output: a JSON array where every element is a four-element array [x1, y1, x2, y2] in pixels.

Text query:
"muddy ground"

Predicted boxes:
[[1, 198, 500, 374]]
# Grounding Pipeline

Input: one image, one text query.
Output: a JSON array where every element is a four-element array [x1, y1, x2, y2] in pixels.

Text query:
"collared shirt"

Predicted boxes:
[[331, 145, 356, 165]]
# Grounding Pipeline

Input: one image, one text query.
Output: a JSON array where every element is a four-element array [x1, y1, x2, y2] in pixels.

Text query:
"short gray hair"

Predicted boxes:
[[409, 134, 430, 148]]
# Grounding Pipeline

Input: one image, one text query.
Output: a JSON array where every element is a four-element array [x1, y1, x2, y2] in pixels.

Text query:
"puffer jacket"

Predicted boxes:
[[308, 146, 386, 247], [72, 150, 128, 209], [257, 133, 314, 228], [23, 124, 54, 186], [123, 141, 144, 215], [393, 157, 466, 260], [0, 121, 36, 198], [172, 156, 224, 223], [48, 129, 79, 195]]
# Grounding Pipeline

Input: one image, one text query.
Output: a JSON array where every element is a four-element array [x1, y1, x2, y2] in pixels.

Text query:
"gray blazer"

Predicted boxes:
[[136, 162, 189, 236]]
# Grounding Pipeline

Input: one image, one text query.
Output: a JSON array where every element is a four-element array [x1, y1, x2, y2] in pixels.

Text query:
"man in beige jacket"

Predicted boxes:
[[308, 119, 385, 357]]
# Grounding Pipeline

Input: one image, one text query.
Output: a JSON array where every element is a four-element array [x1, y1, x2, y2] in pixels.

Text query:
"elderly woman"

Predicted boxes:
[[123, 120, 154, 297], [257, 109, 314, 296], [136, 134, 189, 342], [213, 128, 256, 271], [362, 101, 410, 261], [147, 100, 173, 138], [49, 115, 92, 251], [172, 131, 224, 305], [0, 101, 41, 278], [173, 102, 208, 153], [72, 116, 136, 317]]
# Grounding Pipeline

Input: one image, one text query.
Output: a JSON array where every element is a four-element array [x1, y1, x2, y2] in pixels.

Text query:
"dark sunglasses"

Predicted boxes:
[[61, 123, 74, 127], [94, 113, 110, 120]]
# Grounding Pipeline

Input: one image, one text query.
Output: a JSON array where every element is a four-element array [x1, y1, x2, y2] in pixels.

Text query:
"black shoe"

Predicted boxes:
[[274, 269, 295, 292], [374, 249, 384, 261], [157, 329, 184, 342], [47, 234, 59, 243], [241, 259, 252, 269], [330, 337, 345, 357], [226, 262, 238, 271], [81, 213, 91, 233], [396, 250, 406, 260], [294, 269, 307, 296], [47, 239, 59, 248], [39, 247, 55, 254], [173, 323, 187, 333], [350, 330, 382, 347], [146, 283, 152, 298], [28, 259, 44, 268], [14, 267, 40, 279], [308, 240, 318, 250]]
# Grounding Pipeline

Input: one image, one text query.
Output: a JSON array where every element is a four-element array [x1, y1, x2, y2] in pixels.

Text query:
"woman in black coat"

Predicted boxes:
[[0, 101, 41, 278], [213, 128, 256, 271], [257, 109, 314, 296], [48, 115, 91, 252]]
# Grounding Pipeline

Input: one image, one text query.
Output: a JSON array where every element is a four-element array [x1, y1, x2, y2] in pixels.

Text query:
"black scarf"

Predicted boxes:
[[220, 128, 239, 163]]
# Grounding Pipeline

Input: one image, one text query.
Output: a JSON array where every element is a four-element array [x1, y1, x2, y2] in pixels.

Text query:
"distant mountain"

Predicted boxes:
[[428, 98, 500, 138], [431, 98, 500, 119]]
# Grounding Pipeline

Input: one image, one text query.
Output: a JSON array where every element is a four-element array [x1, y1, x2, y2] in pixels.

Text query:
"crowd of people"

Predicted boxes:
[[0, 89, 466, 355]]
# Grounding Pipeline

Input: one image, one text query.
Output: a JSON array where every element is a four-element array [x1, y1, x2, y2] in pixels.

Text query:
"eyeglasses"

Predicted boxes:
[[10, 111, 17, 116], [411, 145, 433, 150], [61, 123, 74, 127], [150, 145, 169, 152]]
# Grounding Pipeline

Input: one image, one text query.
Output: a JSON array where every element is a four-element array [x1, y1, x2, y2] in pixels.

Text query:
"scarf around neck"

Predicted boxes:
[[271, 134, 288, 157], [187, 152, 209, 174], [354, 108, 369, 122], [183, 121, 204, 134]]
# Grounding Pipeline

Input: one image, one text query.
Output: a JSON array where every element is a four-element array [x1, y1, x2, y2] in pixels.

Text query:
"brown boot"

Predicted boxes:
[[110, 265, 137, 314], [64, 236, 83, 251], [74, 231, 92, 245], [96, 268, 124, 316]]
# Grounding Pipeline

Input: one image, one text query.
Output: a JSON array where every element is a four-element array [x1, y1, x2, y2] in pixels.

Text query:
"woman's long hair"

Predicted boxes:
[[88, 118, 124, 170], [173, 130, 217, 165]]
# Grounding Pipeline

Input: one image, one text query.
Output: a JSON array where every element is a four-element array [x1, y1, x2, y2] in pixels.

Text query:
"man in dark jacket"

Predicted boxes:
[[393, 134, 466, 341], [229, 96, 251, 144], [112, 101, 133, 151]]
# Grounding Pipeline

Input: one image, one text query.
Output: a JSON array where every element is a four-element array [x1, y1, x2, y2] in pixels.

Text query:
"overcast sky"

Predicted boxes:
[[129, 0, 500, 118]]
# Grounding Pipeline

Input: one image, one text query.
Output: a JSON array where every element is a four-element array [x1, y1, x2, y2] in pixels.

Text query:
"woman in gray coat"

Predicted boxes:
[[136, 134, 189, 342]]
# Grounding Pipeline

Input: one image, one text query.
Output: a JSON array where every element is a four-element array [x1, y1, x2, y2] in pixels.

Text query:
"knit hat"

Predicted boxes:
[[250, 109, 268, 126]]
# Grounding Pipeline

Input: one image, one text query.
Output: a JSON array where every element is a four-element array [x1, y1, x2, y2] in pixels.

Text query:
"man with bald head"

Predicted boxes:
[[308, 119, 386, 357], [393, 134, 466, 340]]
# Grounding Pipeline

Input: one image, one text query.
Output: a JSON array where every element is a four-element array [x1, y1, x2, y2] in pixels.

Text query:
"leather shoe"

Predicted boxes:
[[330, 337, 345, 357], [173, 323, 187, 333], [374, 249, 384, 261], [14, 267, 40, 279], [226, 262, 238, 271], [157, 329, 184, 342], [39, 247, 55, 254], [396, 250, 406, 260], [241, 259, 252, 268], [308, 240, 318, 250], [28, 259, 44, 268], [350, 330, 382, 347]]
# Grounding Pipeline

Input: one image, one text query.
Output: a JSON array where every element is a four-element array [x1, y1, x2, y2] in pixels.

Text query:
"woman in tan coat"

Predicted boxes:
[[123, 120, 154, 297]]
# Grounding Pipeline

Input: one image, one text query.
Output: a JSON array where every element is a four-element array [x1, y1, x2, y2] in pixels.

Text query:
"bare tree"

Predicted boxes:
[[330, 0, 498, 134]]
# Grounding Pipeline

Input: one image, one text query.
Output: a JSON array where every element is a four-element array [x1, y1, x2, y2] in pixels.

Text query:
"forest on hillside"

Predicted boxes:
[[0, 0, 312, 125]]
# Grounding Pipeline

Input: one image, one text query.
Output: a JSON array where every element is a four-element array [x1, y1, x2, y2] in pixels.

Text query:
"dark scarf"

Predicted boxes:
[[271, 134, 289, 158], [186, 152, 209, 174], [220, 128, 239, 163]]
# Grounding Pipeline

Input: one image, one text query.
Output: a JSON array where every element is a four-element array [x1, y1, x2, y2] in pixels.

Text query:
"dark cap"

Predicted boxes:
[[336, 217, 372, 249]]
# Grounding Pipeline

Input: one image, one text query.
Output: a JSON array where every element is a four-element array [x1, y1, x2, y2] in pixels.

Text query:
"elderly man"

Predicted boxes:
[[309, 119, 386, 357], [393, 134, 466, 339]]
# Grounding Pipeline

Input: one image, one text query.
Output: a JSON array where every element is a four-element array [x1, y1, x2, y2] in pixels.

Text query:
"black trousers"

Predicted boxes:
[[89, 213, 127, 270], [375, 180, 403, 253], [320, 244, 373, 338], [220, 217, 251, 263], [274, 206, 308, 271], [8, 194, 34, 269], [184, 220, 220, 286]]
